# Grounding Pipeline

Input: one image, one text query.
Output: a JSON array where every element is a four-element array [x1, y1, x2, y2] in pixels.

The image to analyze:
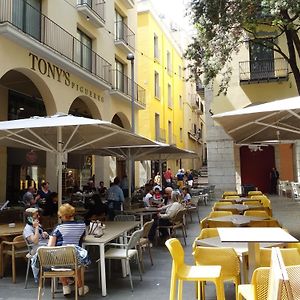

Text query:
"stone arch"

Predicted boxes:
[[0, 67, 57, 115], [111, 112, 131, 130], [68, 95, 102, 119]]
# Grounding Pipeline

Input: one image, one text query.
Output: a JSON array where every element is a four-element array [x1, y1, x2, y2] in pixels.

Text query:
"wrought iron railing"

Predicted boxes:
[[239, 57, 288, 82], [78, 0, 105, 24], [0, 0, 112, 85], [114, 20, 135, 49], [112, 69, 145, 107]]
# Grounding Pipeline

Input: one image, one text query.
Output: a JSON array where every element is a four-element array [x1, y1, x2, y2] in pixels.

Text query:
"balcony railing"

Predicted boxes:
[[77, 0, 105, 28], [156, 128, 166, 143], [239, 58, 288, 83], [114, 21, 135, 50], [111, 69, 145, 107], [0, 0, 112, 85]]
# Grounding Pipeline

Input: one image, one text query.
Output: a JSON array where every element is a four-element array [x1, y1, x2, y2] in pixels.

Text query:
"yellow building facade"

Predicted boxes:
[[0, 0, 144, 200], [137, 1, 203, 175]]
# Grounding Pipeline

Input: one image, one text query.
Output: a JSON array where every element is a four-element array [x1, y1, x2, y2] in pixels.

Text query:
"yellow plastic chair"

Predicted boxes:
[[165, 238, 224, 300], [247, 191, 263, 197], [222, 191, 238, 198], [286, 242, 300, 254], [209, 211, 233, 218], [207, 220, 234, 228], [250, 196, 271, 207], [242, 200, 261, 206], [243, 210, 270, 218], [224, 195, 240, 200], [192, 228, 219, 250], [214, 201, 232, 207], [247, 206, 273, 216], [194, 246, 240, 300], [248, 219, 281, 227], [200, 217, 209, 229], [259, 248, 300, 267]]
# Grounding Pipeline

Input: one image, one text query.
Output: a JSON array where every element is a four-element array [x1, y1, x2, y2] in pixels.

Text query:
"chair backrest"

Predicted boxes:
[[249, 219, 281, 227], [127, 228, 144, 250], [37, 246, 77, 270], [165, 238, 185, 270], [243, 200, 261, 206], [248, 191, 263, 197], [224, 196, 240, 200], [114, 214, 136, 222], [207, 220, 234, 228], [199, 228, 219, 239], [214, 202, 232, 206], [222, 191, 238, 198], [209, 211, 233, 218], [171, 209, 186, 224], [142, 219, 154, 238], [193, 246, 240, 278], [13, 235, 27, 249], [260, 248, 300, 268], [244, 210, 270, 218]]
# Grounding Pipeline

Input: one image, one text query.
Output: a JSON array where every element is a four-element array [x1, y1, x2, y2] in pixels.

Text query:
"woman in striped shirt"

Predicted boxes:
[[48, 203, 89, 296]]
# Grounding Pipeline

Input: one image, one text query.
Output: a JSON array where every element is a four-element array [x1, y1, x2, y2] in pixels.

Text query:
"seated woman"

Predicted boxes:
[[143, 189, 154, 207], [182, 187, 192, 205], [42, 192, 58, 216], [84, 194, 108, 224], [48, 204, 89, 296], [23, 207, 49, 254]]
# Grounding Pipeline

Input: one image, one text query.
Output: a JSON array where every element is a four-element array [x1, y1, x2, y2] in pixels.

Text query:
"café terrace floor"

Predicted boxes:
[[1, 193, 300, 300]]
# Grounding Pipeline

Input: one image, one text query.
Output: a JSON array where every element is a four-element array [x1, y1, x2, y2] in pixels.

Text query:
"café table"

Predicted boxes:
[[217, 227, 298, 279], [123, 207, 159, 226], [82, 221, 139, 296], [208, 215, 267, 226], [0, 223, 24, 238]]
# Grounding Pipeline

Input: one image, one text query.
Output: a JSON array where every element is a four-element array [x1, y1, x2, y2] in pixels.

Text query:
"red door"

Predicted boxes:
[[240, 145, 275, 194]]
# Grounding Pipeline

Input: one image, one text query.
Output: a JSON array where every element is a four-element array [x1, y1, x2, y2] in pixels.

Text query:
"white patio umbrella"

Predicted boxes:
[[212, 96, 300, 144], [0, 113, 156, 206]]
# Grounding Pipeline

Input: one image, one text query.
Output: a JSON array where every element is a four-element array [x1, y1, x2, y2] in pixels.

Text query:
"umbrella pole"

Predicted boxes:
[[57, 127, 63, 209], [128, 148, 132, 200], [159, 158, 163, 187]]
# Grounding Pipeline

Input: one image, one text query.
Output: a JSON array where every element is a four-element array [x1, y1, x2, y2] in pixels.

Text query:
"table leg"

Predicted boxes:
[[100, 244, 107, 296], [248, 242, 260, 278], [120, 234, 128, 277]]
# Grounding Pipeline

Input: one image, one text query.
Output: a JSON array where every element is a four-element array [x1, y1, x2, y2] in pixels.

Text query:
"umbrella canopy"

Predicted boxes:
[[0, 113, 156, 205], [212, 96, 300, 144]]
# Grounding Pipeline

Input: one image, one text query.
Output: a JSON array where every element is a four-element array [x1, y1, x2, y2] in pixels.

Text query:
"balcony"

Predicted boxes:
[[188, 129, 202, 144], [190, 94, 200, 109], [110, 69, 145, 109], [239, 58, 289, 84], [76, 0, 105, 28], [155, 128, 166, 143], [114, 21, 135, 52], [0, 0, 112, 88], [196, 102, 204, 115], [120, 0, 135, 9]]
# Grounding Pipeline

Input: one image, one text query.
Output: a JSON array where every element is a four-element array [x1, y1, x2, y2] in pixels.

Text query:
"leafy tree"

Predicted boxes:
[[185, 0, 300, 95]]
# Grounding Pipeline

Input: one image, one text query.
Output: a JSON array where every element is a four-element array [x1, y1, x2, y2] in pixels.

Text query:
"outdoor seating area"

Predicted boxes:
[[1, 190, 300, 299]]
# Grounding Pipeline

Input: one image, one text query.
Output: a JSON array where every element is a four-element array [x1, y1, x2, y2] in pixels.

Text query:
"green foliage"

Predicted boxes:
[[185, 0, 300, 95]]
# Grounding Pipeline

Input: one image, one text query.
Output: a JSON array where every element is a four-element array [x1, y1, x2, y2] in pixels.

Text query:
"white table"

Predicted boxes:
[[208, 215, 266, 226], [123, 207, 159, 226], [83, 221, 139, 296], [217, 227, 298, 279]]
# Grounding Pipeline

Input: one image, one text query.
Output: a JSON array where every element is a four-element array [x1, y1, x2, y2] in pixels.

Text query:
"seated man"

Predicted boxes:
[[22, 186, 37, 208], [148, 191, 183, 242]]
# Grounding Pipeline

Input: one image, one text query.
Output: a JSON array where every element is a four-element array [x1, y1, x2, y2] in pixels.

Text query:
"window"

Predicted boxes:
[[13, 0, 41, 40], [167, 51, 172, 73], [249, 39, 274, 80], [115, 10, 124, 41], [154, 34, 159, 59], [76, 29, 92, 71], [180, 128, 183, 142], [154, 72, 160, 98], [168, 84, 172, 108], [155, 113, 160, 141], [179, 95, 183, 109], [115, 59, 125, 92], [168, 121, 172, 144]]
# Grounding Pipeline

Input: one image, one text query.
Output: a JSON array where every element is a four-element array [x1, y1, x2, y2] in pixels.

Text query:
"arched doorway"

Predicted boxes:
[[240, 145, 276, 194], [0, 69, 53, 202]]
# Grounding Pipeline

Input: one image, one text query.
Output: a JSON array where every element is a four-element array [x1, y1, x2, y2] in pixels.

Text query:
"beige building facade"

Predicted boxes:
[[0, 0, 144, 200]]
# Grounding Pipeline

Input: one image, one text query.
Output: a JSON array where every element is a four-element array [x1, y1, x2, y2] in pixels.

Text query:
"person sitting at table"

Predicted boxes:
[[48, 203, 89, 296], [106, 177, 125, 220], [148, 191, 183, 242], [35, 181, 51, 207], [42, 192, 58, 217], [182, 187, 192, 205], [152, 186, 163, 205], [22, 186, 36, 208], [163, 186, 173, 205], [84, 194, 108, 224], [143, 189, 154, 207], [23, 207, 49, 254], [98, 181, 107, 198]]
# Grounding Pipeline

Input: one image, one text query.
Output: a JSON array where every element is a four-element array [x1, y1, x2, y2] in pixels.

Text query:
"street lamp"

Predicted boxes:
[[127, 52, 135, 133]]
